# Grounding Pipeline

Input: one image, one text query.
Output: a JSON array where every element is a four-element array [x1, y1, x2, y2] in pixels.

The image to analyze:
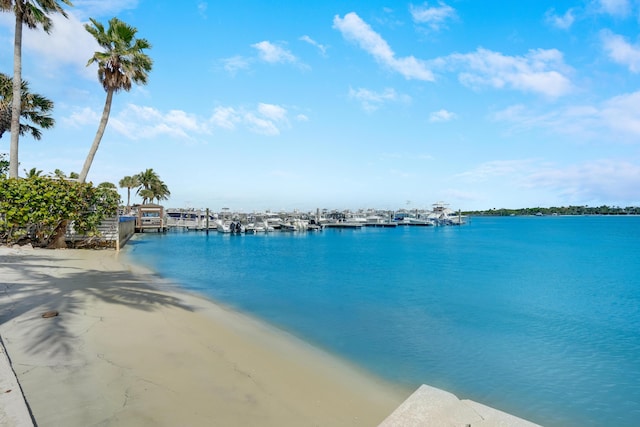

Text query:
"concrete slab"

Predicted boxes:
[[379, 384, 542, 427], [0, 337, 34, 427], [461, 399, 541, 427]]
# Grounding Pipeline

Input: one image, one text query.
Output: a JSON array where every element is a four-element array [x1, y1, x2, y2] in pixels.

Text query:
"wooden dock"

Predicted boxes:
[[363, 222, 397, 228], [322, 222, 363, 229]]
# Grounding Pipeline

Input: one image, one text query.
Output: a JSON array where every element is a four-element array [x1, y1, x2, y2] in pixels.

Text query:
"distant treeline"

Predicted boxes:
[[463, 205, 640, 216]]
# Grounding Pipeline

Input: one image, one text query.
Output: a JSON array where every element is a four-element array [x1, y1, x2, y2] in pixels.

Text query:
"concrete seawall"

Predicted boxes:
[[380, 384, 542, 426], [0, 337, 34, 427]]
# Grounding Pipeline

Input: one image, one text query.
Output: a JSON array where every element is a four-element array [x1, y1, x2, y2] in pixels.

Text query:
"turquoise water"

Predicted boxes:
[[126, 216, 640, 427]]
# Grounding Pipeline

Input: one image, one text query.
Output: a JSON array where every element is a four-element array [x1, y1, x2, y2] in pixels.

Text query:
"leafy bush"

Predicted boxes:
[[0, 153, 8, 176], [0, 176, 119, 247]]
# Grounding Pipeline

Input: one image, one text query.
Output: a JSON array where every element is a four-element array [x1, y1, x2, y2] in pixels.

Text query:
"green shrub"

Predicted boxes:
[[0, 176, 119, 247]]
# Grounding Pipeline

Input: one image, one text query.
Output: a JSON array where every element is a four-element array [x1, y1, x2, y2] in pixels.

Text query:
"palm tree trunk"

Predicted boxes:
[[78, 88, 114, 183], [47, 219, 69, 249], [9, 8, 23, 178], [126, 187, 131, 213]]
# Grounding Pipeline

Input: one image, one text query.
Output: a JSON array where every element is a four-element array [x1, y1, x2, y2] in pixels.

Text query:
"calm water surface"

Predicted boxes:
[[126, 216, 640, 427]]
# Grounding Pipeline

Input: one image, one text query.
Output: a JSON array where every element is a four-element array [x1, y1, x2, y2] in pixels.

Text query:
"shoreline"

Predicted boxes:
[[0, 245, 411, 426]]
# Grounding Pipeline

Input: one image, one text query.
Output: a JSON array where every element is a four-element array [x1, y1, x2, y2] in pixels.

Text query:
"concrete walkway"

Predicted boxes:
[[2, 340, 544, 427], [0, 337, 34, 427], [380, 384, 542, 427]]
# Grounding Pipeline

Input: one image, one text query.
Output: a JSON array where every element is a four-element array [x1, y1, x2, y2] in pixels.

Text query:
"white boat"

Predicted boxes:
[[429, 202, 467, 226], [280, 223, 296, 232], [400, 216, 435, 226], [265, 217, 283, 230], [215, 220, 231, 233], [280, 218, 308, 232]]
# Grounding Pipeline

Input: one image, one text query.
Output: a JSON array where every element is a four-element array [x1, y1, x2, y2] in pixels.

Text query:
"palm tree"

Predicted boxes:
[[50, 169, 77, 180], [135, 168, 159, 191], [136, 168, 159, 205], [78, 17, 152, 183], [150, 179, 170, 204], [0, 0, 72, 178], [119, 174, 139, 213], [23, 166, 42, 177], [0, 72, 54, 140], [138, 188, 154, 205], [134, 168, 170, 205], [97, 181, 116, 189]]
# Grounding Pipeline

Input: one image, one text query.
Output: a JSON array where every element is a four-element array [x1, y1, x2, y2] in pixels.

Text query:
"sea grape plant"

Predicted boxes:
[[0, 175, 119, 246]]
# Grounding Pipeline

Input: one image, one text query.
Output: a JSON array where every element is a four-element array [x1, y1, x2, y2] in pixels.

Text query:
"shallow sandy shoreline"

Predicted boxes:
[[0, 245, 411, 426]]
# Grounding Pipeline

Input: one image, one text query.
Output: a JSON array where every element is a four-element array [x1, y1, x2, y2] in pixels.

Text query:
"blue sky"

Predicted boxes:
[[1, 0, 640, 211]]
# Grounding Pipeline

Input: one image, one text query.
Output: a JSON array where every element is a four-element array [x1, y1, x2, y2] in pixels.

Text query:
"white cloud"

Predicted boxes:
[[596, 0, 631, 17], [600, 91, 640, 135], [252, 41, 297, 64], [493, 90, 640, 141], [211, 103, 291, 136], [220, 55, 251, 74], [64, 104, 211, 141], [210, 107, 241, 130], [333, 12, 435, 81], [545, 8, 576, 30], [601, 30, 640, 73], [492, 104, 566, 133], [197, 1, 208, 18], [429, 109, 457, 122], [223, 41, 307, 74], [348, 87, 407, 112], [253, 103, 291, 135], [300, 35, 328, 56], [448, 48, 573, 98], [98, 103, 290, 141], [258, 103, 287, 122], [19, 12, 99, 79], [244, 113, 281, 136], [333, 12, 570, 97], [527, 159, 640, 203], [409, 1, 457, 31], [459, 157, 640, 204], [63, 107, 100, 127], [165, 109, 203, 132], [456, 159, 538, 181], [109, 104, 209, 140]]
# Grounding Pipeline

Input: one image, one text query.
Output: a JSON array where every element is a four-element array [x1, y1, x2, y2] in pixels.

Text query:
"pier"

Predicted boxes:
[[125, 203, 467, 234], [364, 222, 397, 227], [323, 222, 363, 229]]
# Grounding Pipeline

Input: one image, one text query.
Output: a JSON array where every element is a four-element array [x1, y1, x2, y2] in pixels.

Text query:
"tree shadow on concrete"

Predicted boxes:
[[0, 250, 195, 359]]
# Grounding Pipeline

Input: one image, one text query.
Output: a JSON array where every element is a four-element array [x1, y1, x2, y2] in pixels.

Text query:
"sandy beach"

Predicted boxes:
[[0, 245, 410, 426]]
